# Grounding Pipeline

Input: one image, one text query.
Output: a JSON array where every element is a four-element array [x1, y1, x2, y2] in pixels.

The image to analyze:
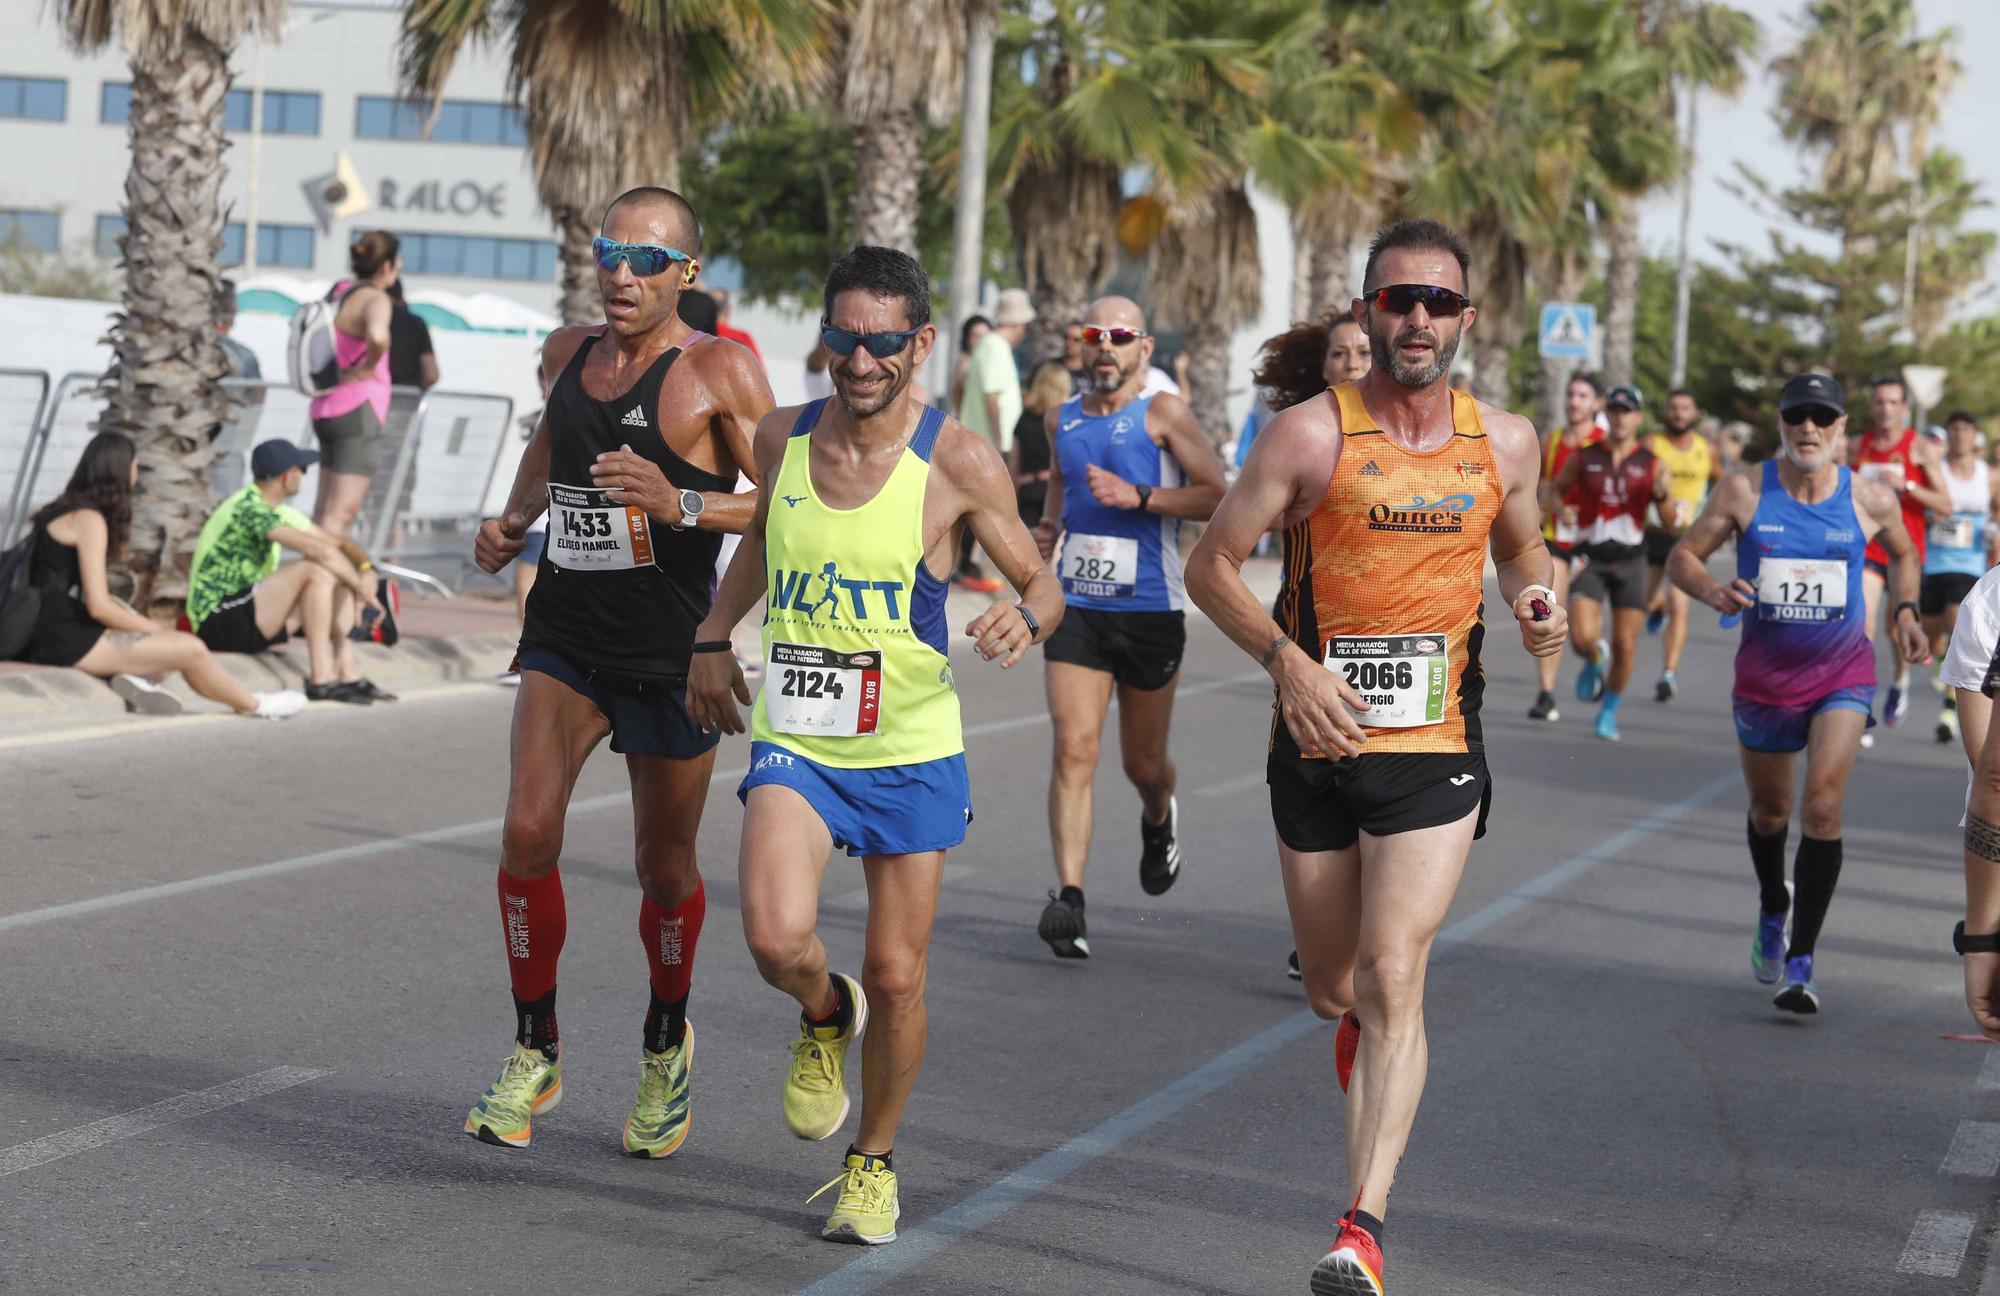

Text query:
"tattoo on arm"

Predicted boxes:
[[1261, 634, 1291, 669], [1969, 813, 2000, 863]]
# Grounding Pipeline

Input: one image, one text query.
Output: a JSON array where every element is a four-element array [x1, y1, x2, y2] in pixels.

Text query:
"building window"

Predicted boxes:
[[356, 95, 526, 145], [102, 83, 252, 130], [100, 82, 130, 124], [261, 90, 319, 136], [256, 223, 315, 268], [220, 222, 245, 267], [396, 231, 555, 282], [0, 210, 60, 252], [1, 76, 67, 122], [95, 214, 125, 259]]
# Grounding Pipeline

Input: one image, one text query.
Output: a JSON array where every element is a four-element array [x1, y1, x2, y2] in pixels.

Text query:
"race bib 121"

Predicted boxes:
[[1754, 558, 1847, 623]]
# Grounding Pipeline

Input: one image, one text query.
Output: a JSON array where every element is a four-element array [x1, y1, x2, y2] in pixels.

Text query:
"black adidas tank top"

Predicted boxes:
[[519, 332, 734, 682]]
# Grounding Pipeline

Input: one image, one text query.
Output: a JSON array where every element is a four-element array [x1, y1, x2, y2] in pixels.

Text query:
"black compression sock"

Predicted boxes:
[[1059, 885, 1085, 908], [846, 1143, 892, 1171], [644, 989, 689, 1053], [1351, 1209, 1385, 1249], [1747, 818, 1791, 915], [513, 989, 559, 1058], [1787, 836, 1843, 958], [804, 972, 854, 1035]]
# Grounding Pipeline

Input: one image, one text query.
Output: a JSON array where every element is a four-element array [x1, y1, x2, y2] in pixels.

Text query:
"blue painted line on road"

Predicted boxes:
[[794, 772, 1740, 1295]]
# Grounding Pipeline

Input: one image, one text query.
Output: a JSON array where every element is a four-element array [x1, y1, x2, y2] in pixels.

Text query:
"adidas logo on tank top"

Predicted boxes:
[[620, 407, 648, 428]]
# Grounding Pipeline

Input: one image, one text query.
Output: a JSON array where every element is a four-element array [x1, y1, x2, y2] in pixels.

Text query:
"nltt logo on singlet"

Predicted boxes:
[[768, 561, 909, 626]]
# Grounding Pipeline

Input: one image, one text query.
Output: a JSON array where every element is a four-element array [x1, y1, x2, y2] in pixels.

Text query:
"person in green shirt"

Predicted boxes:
[[187, 440, 394, 704], [951, 288, 1034, 592]]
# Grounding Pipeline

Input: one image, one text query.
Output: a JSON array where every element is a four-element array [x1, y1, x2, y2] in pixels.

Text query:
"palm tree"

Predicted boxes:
[[53, 0, 285, 607], [1601, 0, 1758, 390], [838, 0, 978, 252], [400, 0, 830, 326]]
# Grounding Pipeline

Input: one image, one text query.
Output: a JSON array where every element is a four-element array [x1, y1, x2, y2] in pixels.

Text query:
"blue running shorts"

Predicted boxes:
[[738, 741, 972, 858], [1732, 685, 1876, 754]]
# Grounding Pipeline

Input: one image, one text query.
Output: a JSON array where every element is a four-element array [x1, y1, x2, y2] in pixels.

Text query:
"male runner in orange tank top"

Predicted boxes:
[[1189, 219, 1567, 1296]]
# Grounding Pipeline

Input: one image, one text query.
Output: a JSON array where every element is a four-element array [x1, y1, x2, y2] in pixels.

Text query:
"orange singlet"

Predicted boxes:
[[1273, 383, 1502, 757]]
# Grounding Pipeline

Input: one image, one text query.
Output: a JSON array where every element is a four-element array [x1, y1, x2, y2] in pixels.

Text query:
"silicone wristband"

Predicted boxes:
[[691, 641, 734, 654]]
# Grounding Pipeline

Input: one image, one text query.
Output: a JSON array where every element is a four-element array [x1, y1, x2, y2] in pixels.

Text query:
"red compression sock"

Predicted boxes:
[[497, 866, 566, 1001], [640, 880, 706, 1003]]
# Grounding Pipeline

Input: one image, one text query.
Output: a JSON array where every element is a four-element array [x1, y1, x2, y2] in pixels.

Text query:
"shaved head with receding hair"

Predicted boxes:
[[603, 186, 702, 256], [1080, 294, 1154, 396]]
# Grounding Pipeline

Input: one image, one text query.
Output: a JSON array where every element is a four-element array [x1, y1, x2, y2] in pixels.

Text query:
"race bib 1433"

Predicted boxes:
[[546, 483, 654, 571]]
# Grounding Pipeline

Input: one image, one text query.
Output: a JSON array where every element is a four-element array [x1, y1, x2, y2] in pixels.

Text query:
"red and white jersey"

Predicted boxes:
[[1572, 442, 1661, 556], [1853, 426, 1929, 566]]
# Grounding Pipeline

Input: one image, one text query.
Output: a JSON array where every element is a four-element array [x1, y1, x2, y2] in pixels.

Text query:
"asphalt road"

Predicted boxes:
[[0, 570, 1991, 1296]]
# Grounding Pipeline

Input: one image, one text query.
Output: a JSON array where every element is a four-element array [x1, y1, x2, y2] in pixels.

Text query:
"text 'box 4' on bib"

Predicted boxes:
[[767, 642, 882, 736], [1325, 633, 1449, 728], [547, 483, 656, 571]]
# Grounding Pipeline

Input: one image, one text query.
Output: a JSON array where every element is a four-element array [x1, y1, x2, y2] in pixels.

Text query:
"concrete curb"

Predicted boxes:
[[0, 631, 521, 726]]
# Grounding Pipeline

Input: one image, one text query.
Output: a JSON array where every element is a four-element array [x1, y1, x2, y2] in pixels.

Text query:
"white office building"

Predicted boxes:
[[0, 0, 570, 311]]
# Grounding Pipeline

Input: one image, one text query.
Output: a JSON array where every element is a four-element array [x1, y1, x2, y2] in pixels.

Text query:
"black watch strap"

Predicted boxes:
[[1896, 600, 1921, 623], [1016, 603, 1040, 639], [1954, 921, 2000, 955], [1135, 483, 1153, 512]]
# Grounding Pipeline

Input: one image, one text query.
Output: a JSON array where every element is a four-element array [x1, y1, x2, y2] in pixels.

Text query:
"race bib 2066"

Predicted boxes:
[[1325, 633, 1450, 728]]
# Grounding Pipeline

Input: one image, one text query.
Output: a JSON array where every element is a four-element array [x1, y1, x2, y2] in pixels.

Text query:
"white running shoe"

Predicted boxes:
[[111, 674, 183, 716], [249, 690, 308, 720]]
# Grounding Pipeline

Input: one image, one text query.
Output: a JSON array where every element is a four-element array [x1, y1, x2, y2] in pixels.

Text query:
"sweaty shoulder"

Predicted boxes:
[[932, 413, 1010, 486], [540, 325, 600, 378], [1852, 471, 1900, 522], [1472, 402, 1538, 488]]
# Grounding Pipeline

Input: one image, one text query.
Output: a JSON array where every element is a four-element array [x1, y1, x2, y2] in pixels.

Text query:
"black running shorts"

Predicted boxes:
[[1267, 748, 1491, 853], [1922, 572, 1979, 617], [1645, 528, 1677, 568], [1043, 607, 1186, 691], [1570, 551, 1650, 612], [196, 584, 287, 654]]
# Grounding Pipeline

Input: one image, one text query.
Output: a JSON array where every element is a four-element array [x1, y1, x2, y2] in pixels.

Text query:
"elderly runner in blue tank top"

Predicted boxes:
[[463, 186, 774, 1159], [1027, 295, 1227, 959]]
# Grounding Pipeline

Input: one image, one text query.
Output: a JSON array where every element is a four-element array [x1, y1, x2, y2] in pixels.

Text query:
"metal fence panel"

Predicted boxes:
[[368, 390, 513, 588], [0, 368, 52, 547]]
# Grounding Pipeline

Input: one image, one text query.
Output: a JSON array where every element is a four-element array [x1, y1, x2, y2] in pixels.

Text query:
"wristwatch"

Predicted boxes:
[[674, 489, 704, 531], [1016, 603, 1041, 639], [1134, 483, 1154, 512], [1896, 600, 1921, 625], [1955, 921, 2000, 955]]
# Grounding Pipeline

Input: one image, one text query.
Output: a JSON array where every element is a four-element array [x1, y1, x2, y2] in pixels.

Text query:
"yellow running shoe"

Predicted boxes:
[[809, 1150, 899, 1245], [623, 1022, 694, 1159], [783, 973, 867, 1140], [464, 1045, 561, 1148]]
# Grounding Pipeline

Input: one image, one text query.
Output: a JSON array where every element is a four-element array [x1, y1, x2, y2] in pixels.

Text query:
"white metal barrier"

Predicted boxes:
[[0, 367, 54, 547], [367, 388, 514, 592]]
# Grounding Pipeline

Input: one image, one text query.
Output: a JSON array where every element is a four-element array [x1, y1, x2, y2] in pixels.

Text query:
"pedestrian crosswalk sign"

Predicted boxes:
[[1538, 303, 1595, 359]]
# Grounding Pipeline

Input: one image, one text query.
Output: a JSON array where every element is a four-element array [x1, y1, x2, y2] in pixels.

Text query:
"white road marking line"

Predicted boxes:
[[1194, 771, 1265, 797], [1898, 1211, 1974, 1278], [1941, 1121, 2000, 1176], [0, 1066, 329, 1178], [1977, 1049, 2000, 1092], [0, 672, 1266, 934]]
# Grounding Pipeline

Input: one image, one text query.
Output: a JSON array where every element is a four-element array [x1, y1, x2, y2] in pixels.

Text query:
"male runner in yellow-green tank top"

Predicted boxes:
[[687, 246, 1064, 1245]]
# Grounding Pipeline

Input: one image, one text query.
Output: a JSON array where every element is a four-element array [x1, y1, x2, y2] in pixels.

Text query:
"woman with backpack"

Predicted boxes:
[[13, 432, 305, 720], [308, 230, 399, 539]]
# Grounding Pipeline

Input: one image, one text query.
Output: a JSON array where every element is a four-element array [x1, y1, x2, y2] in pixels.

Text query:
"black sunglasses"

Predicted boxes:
[[821, 323, 924, 359], [1366, 284, 1472, 317], [1783, 405, 1843, 428]]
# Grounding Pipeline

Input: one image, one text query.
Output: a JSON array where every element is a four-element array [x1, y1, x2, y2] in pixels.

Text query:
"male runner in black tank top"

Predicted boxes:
[[464, 186, 773, 1157]]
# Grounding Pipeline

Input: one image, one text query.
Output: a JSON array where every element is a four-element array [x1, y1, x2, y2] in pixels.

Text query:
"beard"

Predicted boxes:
[[833, 364, 909, 419], [1369, 323, 1459, 390], [1091, 360, 1131, 393]]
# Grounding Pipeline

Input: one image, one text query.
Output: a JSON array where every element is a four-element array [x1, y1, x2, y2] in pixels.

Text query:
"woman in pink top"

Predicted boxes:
[[308, 230, 398, 536]]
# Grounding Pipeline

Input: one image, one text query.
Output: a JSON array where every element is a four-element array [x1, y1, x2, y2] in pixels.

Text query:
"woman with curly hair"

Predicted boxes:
[[1240, 313, 1372, 465], [17, 432, 305, 719]]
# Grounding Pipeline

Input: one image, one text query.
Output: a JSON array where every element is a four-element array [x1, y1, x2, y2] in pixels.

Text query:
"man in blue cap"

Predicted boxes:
[[186, 439, 395, 704]]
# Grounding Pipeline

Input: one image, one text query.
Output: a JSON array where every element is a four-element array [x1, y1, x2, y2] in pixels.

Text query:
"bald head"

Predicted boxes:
[[1080, 294, 1154, 397], [1085, 295, 1146, 331], [602, 186, 702, 257]]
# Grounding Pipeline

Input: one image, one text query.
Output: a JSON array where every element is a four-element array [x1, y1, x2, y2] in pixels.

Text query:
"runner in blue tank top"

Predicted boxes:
[[1668, 372, 1929, 1017], [1028, 296, 1227, 959]]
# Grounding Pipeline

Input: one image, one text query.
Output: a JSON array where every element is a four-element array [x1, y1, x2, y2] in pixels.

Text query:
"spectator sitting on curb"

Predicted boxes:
[[185, 440, 397, 705], [10, 431, 305, 720]]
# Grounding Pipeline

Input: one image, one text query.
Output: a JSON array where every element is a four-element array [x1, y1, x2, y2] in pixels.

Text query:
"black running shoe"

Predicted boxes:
[[1527, 691, 1559, 722], [306, 680, 373, 705], [1038, 891, 1089, 959], [1139, 796, 1182, 896], [1286, 950, 1303, 981], [352, 677, 399, 703]]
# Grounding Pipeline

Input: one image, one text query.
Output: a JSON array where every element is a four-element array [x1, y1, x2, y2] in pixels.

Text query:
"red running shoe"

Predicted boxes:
[[1310, 1215, 1385, 1295], [1335, 1012, 1360, 1094]]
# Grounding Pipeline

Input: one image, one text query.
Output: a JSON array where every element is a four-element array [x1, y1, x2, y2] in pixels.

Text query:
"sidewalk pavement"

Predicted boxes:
[[0, 557, 1290, 743]]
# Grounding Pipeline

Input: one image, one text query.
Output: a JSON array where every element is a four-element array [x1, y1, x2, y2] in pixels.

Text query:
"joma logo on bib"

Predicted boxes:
[[769, 562, 908, 624]]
